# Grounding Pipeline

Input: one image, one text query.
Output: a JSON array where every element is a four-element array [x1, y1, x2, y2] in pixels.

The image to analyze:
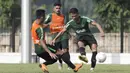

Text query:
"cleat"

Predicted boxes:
[[39, 64, 49, 73], [73, 63, 83, 72], [79, 55, 88, 63], [67, 67, 70, 70], [43, 71, 49, 73], [90, 68, 94, 72]]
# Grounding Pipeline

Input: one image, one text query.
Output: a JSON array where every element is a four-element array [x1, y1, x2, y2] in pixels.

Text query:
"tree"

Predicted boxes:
[[0, 0, 21, 28], [93, 0, 130, 32], [0, 0, 21, 52]]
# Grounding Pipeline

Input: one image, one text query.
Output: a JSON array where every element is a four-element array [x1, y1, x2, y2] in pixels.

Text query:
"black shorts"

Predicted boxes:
[[37, 52, 57, 61], [36, 44, 58, 61], [55, 39, 69, 50], [77, 35, 97, 48]]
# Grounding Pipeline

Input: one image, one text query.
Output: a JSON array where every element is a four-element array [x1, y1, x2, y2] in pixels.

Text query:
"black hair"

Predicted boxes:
[[36, 9, 45, 19], [69, 8, 79, 14], [53, 3, 61, 7]]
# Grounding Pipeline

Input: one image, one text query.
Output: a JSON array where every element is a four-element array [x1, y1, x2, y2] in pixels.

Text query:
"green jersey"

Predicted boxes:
[[65, 16, 94, 38], [34, 27, 56, 54], [34, 27, 46, 54], [44, 13, 52, 24]]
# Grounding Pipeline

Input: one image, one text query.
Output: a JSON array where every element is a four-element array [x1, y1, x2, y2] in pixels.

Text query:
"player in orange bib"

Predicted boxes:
[[44, 3, 70, 69], [31, 9, 60, 73]]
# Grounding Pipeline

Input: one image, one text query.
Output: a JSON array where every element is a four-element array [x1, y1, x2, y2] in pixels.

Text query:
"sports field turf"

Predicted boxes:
[[0, 63, 130, 73]]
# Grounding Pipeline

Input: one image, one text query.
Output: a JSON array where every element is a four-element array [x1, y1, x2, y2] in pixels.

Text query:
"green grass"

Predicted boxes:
[[0, 63, 130, 73]]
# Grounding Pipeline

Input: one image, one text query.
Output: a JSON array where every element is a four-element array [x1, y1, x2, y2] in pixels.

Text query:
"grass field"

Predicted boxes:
[[0, 63, 130, 73]]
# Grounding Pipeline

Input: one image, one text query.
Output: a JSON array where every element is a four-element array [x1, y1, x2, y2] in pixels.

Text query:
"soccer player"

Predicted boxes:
[[31, 9, 83, 73], [52, 8, 105, 71], [31, 9, 59, 73], [44, 3, 70, 69]]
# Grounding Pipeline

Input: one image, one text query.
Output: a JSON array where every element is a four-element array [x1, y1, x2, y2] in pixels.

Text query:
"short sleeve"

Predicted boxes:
[[82, 16, 94, 23], [36, 27, 45, 40], [65, 19, 73, 30], [44, 13, 52, 24]]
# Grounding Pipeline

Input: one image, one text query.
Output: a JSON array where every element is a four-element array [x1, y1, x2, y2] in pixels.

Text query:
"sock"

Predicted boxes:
[[61, 52, 75, 69], [79, 47, 86, 55], [91, 51, 97, 68], [59, 58, 62, 64]]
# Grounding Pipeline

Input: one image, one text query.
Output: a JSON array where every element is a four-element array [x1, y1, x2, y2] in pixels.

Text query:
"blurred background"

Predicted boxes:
[[0, 0, 130, 53]]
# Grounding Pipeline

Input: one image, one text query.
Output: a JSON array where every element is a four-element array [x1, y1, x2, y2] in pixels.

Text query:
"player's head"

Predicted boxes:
[[69, 8, 79, 21], [36, 9, 45, 24], [36, 9, 45, 19], [53, 3, 61, 14]]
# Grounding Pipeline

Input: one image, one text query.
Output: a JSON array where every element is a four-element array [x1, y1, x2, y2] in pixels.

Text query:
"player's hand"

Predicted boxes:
[[49, 52, 58, 59], [100, 32, 105, 37], [51, 39, 56, 46], [100, 33, 105, 40], [42, 24, 49, 28]]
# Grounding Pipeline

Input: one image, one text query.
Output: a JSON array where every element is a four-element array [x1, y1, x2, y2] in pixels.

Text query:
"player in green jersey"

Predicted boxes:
[[52, 8, 105, 71]]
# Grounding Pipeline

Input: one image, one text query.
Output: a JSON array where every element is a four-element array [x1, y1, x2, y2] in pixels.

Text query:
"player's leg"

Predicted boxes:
[[37, 52, 57, 73], [89, 44, 97, 71], [54, 42, 63, 69], [87, 36, 98, 71], [37, 44, 59, 73], [58, 57, 63, 69], [61, 39, 70, 69], [78, 41, 88, 63], [76, 36, 88, 63], [61, 51, 83, 72]]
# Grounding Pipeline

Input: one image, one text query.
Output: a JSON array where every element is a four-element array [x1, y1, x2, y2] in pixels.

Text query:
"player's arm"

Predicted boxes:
[[36, 27, 57, 59], [43, 13, 52, 27], [91, 21, 105, 37], [52, 27, 66, 45], [52, 21, 71, 44], [84, 16, 104, 37]]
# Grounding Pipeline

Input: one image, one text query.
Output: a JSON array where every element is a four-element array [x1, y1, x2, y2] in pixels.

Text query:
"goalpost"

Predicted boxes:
[[21, 0, 32, 63]]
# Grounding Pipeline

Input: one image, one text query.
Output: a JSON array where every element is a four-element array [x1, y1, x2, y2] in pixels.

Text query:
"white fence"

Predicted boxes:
[[0, 53, 130, 64]]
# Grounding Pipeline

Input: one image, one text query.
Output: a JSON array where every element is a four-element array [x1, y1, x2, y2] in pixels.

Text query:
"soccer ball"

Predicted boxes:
[[96, 52, 107, 63]]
